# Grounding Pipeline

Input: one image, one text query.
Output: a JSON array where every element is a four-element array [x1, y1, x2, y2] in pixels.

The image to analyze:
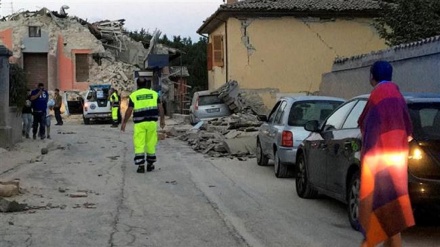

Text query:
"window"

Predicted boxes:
[[342, 100, 367, 129], [288, 100, 344, 126], [75, 54, 89, 82], [198, 95, 223, 105], [268, 101, 281, 123], [212, 35, 224, 67], [274, 101, 287, 124], [324, 101, 357, 131], [29, 26, 41, 37]]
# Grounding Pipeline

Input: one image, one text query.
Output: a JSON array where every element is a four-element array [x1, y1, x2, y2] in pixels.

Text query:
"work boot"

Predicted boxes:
[[47, 135, 51, 139], [137, 165, 145, 173], [33, 134, 36, 140], [110, 124, 118, 128], [147, 163, 155, 172], [25, 133, 29, 139]]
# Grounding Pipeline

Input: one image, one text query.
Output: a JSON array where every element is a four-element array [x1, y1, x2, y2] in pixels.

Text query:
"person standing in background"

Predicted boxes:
[[54, 89, 63, 126], [22, 89, 33, 139], [30, 83, 48, 140], [45, 97, 55, 139]]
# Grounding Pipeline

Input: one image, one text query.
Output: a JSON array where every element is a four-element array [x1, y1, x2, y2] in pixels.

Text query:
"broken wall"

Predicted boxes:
[[320, 36, 440, 99], [207, 16, 386, 108]]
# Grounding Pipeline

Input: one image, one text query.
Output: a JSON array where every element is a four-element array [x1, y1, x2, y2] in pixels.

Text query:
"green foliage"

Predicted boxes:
[[9, 64, 28, 108], [374, 0, 440, 46], [127, 29, 208, 94]]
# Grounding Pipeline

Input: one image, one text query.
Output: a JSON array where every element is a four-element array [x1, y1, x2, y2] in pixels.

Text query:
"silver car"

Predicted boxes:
[[257, 96, 345, 178], [189, 90, 231, 124]]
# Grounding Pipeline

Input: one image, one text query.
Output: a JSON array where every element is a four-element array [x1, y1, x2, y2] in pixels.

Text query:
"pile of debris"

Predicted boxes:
[[89, 59, 137, 94], [178, 113, 262, 160]]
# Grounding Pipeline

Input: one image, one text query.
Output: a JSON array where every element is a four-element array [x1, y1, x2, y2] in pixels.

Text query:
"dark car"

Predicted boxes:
[[295, 93, 440, 230]]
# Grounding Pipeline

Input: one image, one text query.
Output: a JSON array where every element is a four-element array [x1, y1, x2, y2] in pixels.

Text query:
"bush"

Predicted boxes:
[[9, 64, 28, 108]]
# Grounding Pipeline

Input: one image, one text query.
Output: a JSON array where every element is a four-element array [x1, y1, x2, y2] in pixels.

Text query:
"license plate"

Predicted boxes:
[[207, 108, 220, 113]]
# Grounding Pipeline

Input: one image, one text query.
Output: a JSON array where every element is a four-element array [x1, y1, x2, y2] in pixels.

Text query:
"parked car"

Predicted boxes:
[[295, 93, 440, 230], [256, 96, 345, 178], [189, 90, 231, 124], [82, 84, 112, 125]]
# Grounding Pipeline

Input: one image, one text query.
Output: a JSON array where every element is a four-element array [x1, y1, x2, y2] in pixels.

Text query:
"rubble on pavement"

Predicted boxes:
[[177, 113, 262, 160], [170, 81, 268, 160]]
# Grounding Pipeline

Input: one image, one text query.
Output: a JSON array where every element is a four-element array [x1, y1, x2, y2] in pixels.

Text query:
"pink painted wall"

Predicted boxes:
[[57, 35, 91, 91]]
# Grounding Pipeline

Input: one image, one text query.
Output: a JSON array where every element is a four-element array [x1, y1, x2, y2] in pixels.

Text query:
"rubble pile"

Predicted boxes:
[[214, 80, 269, 115], [89, 59, 137, 95], [178, 113, 263, 160]]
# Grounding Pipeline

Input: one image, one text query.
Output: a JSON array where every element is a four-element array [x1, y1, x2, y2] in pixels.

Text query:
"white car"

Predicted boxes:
[[82, 85, 112, 125]]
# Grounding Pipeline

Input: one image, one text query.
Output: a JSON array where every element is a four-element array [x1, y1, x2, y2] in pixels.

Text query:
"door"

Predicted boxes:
[[269, 101, 288, 159], [260, 101, 281, 155], [307, 101, 357, 188], [23, 53, 48, 89], [326, 100, 366, 194]]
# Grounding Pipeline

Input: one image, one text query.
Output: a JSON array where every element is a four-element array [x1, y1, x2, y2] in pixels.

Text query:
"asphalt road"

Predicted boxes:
[[0, 118, 439, 247]]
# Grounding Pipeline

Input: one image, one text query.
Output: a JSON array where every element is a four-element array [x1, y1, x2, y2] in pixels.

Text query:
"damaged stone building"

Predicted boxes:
[[198, 0, 387, 108], [0, 8, 145, 92]]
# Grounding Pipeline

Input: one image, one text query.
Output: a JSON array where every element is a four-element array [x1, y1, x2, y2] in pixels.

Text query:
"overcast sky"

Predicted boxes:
[[1, 0, 224, 41]]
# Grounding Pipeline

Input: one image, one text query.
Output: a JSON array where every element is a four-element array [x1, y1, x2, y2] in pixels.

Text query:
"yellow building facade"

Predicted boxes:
[[199, 1, 387, 108]]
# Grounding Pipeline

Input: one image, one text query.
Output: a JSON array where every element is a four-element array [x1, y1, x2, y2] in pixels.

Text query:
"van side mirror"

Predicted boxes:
[[257, 115, 268, 122], [304, 120, 320, 132]]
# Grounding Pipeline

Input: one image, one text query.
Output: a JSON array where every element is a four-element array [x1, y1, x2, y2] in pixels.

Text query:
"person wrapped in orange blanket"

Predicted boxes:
[[358, 61, 415, 247]]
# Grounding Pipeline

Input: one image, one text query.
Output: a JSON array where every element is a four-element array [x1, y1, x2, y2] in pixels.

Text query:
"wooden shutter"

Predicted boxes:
[[212, 35, 224, 67], [207, 43, 213, 71]]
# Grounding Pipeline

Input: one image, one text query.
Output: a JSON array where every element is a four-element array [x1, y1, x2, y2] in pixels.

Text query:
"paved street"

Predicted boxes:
[[1, 118, 439, 247]]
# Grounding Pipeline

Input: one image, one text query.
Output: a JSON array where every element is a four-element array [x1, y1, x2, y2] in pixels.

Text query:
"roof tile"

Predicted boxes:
[[221, 0, 381, 12]]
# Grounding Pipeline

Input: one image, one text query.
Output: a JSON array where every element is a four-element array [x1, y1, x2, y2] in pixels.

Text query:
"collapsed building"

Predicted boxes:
[[0, 7, 189, 110]]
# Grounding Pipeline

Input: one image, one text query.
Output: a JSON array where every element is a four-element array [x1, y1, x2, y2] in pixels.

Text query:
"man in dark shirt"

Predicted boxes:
[[30, 83, 49, 140]]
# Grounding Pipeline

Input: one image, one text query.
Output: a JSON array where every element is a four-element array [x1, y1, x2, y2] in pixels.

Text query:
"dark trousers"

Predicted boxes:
[[32, 111, 46, 137], [54, 107, 63, 124]]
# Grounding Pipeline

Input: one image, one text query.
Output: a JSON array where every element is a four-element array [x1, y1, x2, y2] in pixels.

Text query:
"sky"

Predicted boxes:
[[0, 0, 224, 41]]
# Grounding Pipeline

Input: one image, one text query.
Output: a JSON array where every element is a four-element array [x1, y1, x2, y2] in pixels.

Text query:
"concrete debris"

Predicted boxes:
[[178, 113, 262, 160], [0, 179, 20, 197], [213, 80, 268, 116], [0, 198, 27, 213], [69, 192, 88, 198]]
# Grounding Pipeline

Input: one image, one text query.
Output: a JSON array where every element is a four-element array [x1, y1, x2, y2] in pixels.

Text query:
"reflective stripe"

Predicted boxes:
[[134, 106, 158, 112]]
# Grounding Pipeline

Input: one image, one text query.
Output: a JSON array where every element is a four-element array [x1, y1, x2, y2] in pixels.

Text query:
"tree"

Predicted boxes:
[[9, 64, 28, 108], [374, 0, 440, 46]]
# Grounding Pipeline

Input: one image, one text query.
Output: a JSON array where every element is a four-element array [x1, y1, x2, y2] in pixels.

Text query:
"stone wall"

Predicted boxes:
[[0, 45, 21, 149], [320, 36, 440, 99]]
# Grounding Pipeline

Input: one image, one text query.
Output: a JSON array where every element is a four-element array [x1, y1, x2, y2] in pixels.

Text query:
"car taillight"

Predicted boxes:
[[195, 96, 199, 110], [281, 131, 293, 147]]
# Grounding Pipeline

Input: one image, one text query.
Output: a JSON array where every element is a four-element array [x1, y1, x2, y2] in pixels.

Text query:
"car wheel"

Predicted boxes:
[[256, 139, 268, 166], [83, 115, 90, 125], [274, 151, 289, 178], [348, 171, 361, 231], [295, 154, 318, 198]]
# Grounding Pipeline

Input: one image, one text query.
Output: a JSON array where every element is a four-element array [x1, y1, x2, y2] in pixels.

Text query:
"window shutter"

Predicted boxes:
[[207, 43, 213, 70], [212, 35, 224, 67]]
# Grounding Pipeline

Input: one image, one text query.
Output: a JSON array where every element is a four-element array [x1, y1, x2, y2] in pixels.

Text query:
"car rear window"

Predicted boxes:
[[408, 102, 440, 140], [198, 95, 223, 106], [288, 100, 343, 126]]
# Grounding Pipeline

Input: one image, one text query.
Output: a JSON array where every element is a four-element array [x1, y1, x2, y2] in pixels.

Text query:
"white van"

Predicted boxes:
[[82, 84, 112, 124]]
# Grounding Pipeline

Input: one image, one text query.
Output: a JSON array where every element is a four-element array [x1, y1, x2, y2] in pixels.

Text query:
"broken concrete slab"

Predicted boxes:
[[223, 136, 257, 156], [69, 192, 88, 198], [0, 180, 20, 197], [0, 198, 27, 213], [224, 130, 241, 139]]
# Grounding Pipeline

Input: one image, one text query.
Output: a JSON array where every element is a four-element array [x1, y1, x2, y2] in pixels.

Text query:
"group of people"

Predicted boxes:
[[22, 83, 63, 140]]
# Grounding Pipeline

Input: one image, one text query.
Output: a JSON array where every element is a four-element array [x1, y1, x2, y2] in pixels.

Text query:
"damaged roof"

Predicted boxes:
[[198, 0, 381, 34]]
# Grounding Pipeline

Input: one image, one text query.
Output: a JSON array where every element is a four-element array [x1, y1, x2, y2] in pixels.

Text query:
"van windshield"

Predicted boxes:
[[198, 95, 223, 106], [288, 100, 343, 126]]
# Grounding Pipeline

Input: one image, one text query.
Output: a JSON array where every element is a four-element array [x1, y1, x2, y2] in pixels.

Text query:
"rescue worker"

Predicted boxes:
[[121, 78, 165, 173], [109, 88, 120, 128]]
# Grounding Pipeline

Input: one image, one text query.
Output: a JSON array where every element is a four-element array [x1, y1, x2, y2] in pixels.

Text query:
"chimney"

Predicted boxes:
[[226, 0, 238, 4]]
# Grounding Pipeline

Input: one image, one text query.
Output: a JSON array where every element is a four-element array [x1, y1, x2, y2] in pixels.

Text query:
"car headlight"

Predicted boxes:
[[409, 148, 423, 160]]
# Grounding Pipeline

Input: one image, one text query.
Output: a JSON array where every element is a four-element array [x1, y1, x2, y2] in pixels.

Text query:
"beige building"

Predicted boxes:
[[197, 0, 387, 108]]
